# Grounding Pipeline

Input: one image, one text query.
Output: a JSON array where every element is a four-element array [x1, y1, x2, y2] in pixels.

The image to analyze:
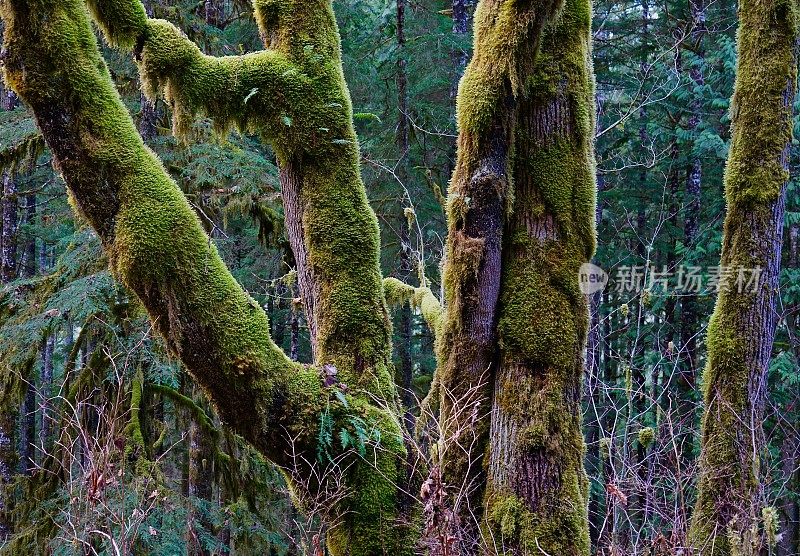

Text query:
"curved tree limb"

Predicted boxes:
[[0, 2, 416, 553]]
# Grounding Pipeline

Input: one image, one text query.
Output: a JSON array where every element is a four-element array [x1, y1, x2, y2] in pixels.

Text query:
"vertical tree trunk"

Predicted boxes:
[[482, 0, 596, 552], [688, 0, 797, 551], [678, 0, 706, 450], [39, 334, 54, 459], [1, 173, 17, 284], [17, 194, 36, 475], [289, 290, 300, 362], [396, 0, 415, 433], [0, 80, 18, 534]]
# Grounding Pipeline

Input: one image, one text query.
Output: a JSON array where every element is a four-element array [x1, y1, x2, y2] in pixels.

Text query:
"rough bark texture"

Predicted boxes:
[[483, 0, 596, 552], [0, 1, 412, 553], [688, 0, 798, 551], [433, 0, 563, 551]]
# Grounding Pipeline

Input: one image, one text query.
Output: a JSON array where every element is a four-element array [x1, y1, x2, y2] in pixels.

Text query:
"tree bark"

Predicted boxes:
[[14, 193, 35, 476], [431, 0, 564, 550], [482, 0, 596, 552], [688, 0, 798, 552]]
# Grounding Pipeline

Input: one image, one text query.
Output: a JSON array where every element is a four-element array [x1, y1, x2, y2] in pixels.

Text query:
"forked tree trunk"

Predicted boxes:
[[0, 1, 412, 553], [433, 0, 563, 550], [689, 0, 798, 552], [482, 0, 596, 552]]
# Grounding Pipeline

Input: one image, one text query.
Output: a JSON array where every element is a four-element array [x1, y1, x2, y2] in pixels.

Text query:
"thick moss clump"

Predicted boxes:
[[689, 0, 798, 552]]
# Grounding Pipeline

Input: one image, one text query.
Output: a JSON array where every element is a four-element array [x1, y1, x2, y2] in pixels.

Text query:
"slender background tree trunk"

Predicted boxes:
[[689, 0, 798, 551]]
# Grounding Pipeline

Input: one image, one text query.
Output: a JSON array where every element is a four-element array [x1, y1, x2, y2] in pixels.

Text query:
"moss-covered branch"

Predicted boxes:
[[137, 19, 308, 143], [92, 0, 397, 400], [383, 276, 443, 333], [689, 0, 799, 552]]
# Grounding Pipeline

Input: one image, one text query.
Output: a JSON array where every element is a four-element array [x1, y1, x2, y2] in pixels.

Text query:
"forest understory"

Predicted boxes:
[[0, 0, 798, 555]]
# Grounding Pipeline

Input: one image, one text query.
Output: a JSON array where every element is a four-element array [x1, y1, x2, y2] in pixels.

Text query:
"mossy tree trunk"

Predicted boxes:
[[482, 0, 596, 552], [0, 1, 412, 553], [688, 0, 798, 552], [433, 0, 565, 550], [187, 384, 214, 555]]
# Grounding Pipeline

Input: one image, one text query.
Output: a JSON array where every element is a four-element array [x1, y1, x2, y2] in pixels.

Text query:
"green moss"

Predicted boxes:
[[2, 1, 417, 553], [637, 426, 654, 448], [382, 277, 443, 332], [486, 483, 590, 555], [689, 0, 798, 550], [124, 372, 146, 461]]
